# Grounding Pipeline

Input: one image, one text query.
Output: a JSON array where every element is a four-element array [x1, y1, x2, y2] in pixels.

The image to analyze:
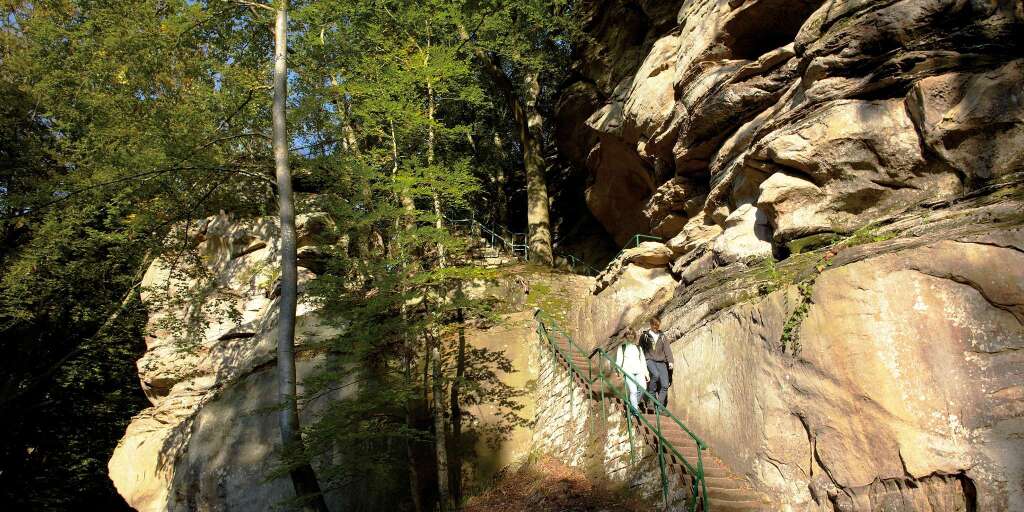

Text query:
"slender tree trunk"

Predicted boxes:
[[391, 120, 416, 234], [492, 132, 509, 227], [404, 355, 424, 512], [425, 30, 446, 267], [449, 305, 466, 506], [272, 5, 329, 511], [332, 78, 375, 258], [428, 83, 445, 266], [431, 345, 450, 512]]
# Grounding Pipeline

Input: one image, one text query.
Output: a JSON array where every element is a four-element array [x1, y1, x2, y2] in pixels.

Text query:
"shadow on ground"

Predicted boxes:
[[464, 456, 652, 512]]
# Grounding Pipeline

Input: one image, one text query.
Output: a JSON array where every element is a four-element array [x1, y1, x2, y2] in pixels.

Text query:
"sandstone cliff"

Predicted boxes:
[[570, 191, 1023, 510], [557, 0, 1022, 250], [107, 214, 346, 511], [551, 1, 1024, 509], [107, 1, 1024, 510]]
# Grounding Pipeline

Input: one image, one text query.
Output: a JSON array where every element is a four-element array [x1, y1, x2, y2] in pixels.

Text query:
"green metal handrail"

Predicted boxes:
[[560, 253, 600, 276], [444, 215, 525, 259], [534, 309, 708, 511], [444, 213, 601, 276]]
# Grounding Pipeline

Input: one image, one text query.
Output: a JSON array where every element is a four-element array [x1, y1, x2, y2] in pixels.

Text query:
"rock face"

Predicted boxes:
[[554, 7, 1024, 506], [565, 190, 1024, 511], [557, 0, 1023, 246], [108, 228, 594, 512], [107, 214, 345, 512]]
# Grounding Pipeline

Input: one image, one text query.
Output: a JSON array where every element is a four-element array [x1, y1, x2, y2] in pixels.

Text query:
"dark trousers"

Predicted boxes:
[[646, 360, 670, 407]]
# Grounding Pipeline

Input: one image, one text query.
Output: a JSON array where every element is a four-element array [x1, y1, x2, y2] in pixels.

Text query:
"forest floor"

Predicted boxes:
[[464, 456, 653, 512]]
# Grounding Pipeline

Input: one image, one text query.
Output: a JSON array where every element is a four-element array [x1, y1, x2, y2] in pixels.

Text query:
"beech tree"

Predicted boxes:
[[266, 0, 330, 509], [1, 0, 277, 507], [459, 1, 582, 266]]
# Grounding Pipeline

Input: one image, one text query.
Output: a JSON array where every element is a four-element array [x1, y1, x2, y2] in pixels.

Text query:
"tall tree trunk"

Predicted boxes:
[[519, 71, 553, 265], [272, 5, 329, 511], [492, 132, 509, 227], [449, 305, 466, 506], [431, 345, 451, 512], [457, 26, 553, 264], [391, 120, 416, 233], [425, 30, 446, 267], [404, 355, 424, 512], [332, 79, 377, 258], [428, 83, 445, 266]]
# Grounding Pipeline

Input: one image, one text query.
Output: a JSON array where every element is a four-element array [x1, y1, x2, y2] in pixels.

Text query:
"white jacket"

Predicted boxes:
[[615, 342, 649, 380]]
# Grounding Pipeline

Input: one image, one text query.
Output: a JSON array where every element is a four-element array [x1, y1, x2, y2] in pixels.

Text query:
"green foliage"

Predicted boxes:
[[281, 1, 576, 506], [1, 0, 585, 508], [777, 250, 835, 355], [779, 280, 813, 355], [841, 222, 896, 248], [755, 256, 784, 296], [0, 0, 279, 506], [785, 232, 842, 255]]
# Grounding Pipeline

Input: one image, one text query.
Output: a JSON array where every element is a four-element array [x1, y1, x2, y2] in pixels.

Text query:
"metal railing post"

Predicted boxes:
[[657, 412, 669, 506], [599, 359, 606, 431], [626, 402, 635, 465]]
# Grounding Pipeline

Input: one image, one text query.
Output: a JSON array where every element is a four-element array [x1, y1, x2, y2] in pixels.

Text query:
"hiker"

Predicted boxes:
[[614, 328, 649, 415], [640, 317, 673, 408]]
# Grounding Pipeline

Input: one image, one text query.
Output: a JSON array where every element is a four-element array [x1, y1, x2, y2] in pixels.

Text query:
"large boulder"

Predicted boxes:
[[752, 99, 961, 241], [712, 203, 774, 264], [570, 265, 678, 350], [557, 0, 1021, 257], [666, 211, 723, 256]]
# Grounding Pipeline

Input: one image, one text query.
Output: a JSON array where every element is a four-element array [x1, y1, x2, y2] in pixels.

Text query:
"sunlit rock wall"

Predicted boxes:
[[107, 214, 345, 512], [557, 3, 1024, 507], [558, 0, 1022, 249], [566, 192, 1024, 511]]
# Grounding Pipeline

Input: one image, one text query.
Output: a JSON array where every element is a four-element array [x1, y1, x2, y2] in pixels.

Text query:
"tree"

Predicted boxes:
[[456, 1, 583, 266], [0, 0, 276, 507], [289, 2, 532, 509], [0, 0, 580, 508], [268, 1, 331, 509], [457, 25, 553, 265]]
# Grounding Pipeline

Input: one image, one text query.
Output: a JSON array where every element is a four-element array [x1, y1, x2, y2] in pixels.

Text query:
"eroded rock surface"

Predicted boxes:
[[555, 9, 1024, 507], [557, 0, 1023, 247], [108, 214, 345, 512], [567, 190, 1024, 511]]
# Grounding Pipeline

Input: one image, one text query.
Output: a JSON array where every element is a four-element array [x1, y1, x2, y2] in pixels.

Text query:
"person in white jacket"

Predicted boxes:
[[615, 328, 649, 415]]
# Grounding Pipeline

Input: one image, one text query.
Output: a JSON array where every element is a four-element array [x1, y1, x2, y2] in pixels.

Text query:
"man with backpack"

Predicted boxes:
[[640, 317, 673, 408]]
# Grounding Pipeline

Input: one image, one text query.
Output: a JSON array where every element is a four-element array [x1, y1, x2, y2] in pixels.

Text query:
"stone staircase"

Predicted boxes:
[[551, 337, 771, 511], [468, 238, 516, 268]]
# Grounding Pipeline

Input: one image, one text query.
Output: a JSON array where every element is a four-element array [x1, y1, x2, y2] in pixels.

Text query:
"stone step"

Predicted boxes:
[[703, 498, 770, 511], [703, 476, 747, 491], [670, 460, 732, 479], [569, 355, 592, 368], [587, 379, 622, 397], [704, 486, 761, 503]]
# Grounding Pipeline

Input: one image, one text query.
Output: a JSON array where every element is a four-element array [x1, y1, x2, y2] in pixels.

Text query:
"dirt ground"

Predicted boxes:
[[463, 456, 653, 512]]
